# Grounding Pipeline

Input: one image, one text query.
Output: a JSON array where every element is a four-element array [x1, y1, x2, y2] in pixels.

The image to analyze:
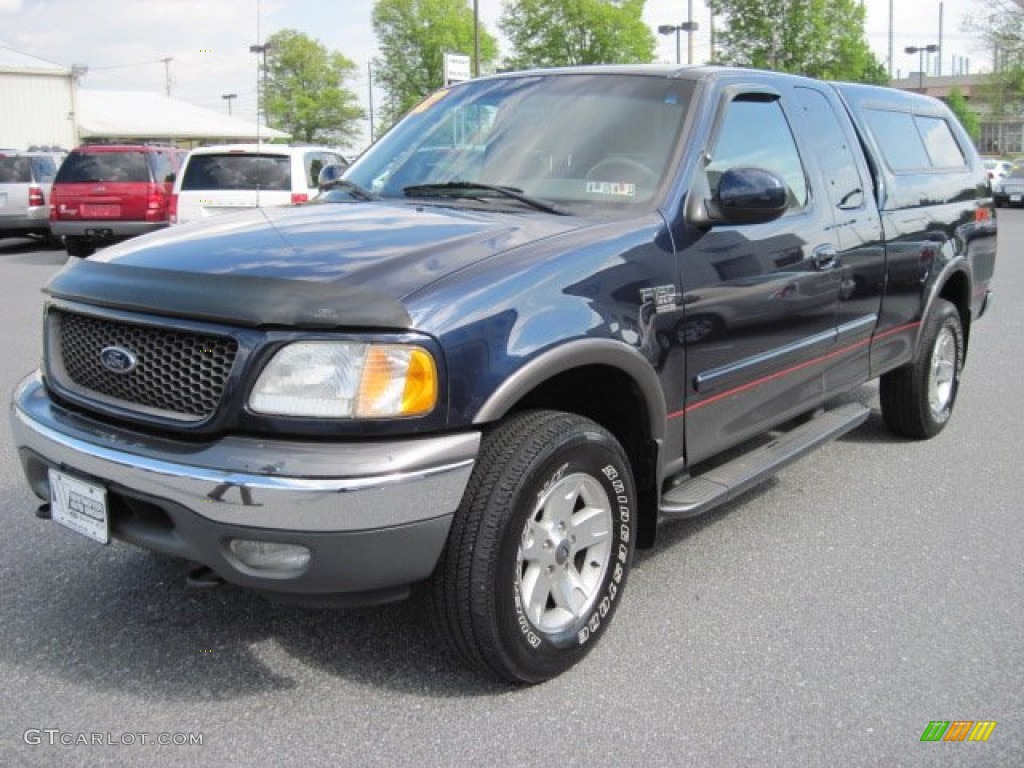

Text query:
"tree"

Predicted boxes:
[[262, 29, 364, 148], [946, 87, 980, 141], [966, 2, 1024, 126], [500, 0, 654, 69], [709, 0, 887, 84], [373, 0, 499, 128]]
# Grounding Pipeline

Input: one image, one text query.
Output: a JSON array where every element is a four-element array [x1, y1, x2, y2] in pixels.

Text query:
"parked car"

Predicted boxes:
[[10, 66, 996, 684], [170, 144, 347, 224], [49, 144, 186, 257], [984, 158, 1012, 181], [992, 166, 1024, 206], [0, 151, 63, 243]]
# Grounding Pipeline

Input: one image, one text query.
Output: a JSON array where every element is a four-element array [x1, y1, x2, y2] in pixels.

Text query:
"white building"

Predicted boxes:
[[1, 45, 288, 150], [0, 45, 79, 150]]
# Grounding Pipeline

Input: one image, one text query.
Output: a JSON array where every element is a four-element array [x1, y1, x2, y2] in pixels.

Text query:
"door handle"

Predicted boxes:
[[812, 245, 839, 271]]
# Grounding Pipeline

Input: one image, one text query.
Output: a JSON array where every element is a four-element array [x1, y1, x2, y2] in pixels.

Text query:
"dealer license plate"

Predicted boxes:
[[1011, 194, 1022, 203], [48, 468, 109, 544], [81, 204, 120, 218]]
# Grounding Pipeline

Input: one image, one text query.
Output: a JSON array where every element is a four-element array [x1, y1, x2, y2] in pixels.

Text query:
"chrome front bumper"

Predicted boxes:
[[10, 373, 479, 596]]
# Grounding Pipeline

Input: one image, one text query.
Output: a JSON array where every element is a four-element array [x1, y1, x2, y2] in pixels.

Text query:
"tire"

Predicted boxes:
[[64, 236, 95, 258], [880, 298, 964, 439], [431, 410, 636, 684]]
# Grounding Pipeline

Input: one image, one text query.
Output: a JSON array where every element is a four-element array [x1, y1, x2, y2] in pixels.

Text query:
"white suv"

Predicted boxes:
[[170, 144, 347, 224]]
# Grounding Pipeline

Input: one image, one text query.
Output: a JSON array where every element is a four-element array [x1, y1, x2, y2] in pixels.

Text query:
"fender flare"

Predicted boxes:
[[913, 261, 972, 357], [472, 338, 668, 443]]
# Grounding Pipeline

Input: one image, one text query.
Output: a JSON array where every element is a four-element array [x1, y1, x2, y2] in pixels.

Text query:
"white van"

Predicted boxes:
[[170, 144, 347, 224]]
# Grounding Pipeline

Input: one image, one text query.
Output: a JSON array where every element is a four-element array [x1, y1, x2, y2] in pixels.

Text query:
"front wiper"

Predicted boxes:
[[319, 178, 379, 202], [402, 181, 565, 215]]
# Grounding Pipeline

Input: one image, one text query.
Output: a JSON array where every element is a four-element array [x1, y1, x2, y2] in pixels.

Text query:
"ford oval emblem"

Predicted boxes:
[[99, 346, 138, 374]]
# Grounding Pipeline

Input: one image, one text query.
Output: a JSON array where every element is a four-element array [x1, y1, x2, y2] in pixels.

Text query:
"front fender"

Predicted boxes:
[[473, 338, 668, 443]]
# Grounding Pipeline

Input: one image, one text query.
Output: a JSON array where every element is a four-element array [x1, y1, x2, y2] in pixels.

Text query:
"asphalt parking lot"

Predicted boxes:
[[0, 220, 1021, 767]]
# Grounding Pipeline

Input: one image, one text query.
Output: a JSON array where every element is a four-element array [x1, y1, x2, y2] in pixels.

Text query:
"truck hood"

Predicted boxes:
[[46, 202, 583, 329]]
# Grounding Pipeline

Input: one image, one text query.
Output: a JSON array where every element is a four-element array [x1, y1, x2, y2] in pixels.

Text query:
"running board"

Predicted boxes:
[[659, 403, 869, 519]]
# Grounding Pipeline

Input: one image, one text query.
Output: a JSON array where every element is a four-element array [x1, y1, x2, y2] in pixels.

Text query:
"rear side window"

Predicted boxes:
[[793, 87, 865, 210], [55, 151, 150, 183], [864, 109, 966, 172], [148, 151, 177, 184], [181, 154, 291, 191], [915, 116, 966, 168]]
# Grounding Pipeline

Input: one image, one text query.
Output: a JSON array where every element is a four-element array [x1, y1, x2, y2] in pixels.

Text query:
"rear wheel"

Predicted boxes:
[[431, 410, 636, 684], [880, 298, 964, 438], [64, 236, 95, 258]]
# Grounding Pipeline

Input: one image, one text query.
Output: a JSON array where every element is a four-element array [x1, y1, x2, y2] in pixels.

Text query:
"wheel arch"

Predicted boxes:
[[473, 340, 666, 548], [925, 265, 972, 357]]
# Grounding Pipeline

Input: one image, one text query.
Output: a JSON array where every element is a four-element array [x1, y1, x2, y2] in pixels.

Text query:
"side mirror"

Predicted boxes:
[[317, 163, 347, 191], [713, 167, 788, 225]]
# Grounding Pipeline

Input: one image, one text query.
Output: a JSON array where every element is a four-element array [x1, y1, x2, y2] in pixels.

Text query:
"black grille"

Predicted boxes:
[[52, 309, 238, 421]]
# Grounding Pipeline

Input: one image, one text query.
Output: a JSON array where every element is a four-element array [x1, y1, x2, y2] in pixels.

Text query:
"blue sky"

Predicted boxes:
[[0, 0, 988, 149]]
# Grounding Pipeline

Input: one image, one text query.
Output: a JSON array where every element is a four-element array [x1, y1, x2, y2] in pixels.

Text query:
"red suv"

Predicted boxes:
[[49, 144, 185, 257]]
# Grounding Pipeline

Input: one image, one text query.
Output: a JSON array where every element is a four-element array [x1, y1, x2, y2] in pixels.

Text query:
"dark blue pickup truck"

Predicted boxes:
[[10, 66, 996, 683]]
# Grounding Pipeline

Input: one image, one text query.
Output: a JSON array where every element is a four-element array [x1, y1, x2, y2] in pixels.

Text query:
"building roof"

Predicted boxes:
[[0, 44, 70, 75], [77, 90, 290, 143]]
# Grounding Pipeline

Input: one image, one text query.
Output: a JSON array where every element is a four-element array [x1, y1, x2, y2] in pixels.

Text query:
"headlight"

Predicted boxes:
[[249, 341, 437, 418]]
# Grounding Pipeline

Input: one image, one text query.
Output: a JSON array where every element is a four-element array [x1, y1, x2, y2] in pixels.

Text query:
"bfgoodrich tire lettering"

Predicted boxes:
[[880, 298, 964, 439], [431, 410, 635, 684]]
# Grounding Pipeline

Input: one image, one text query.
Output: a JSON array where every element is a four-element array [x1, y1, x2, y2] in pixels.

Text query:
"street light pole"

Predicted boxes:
[[249, 43, 273, 124], [222, 93, 237, 116], [658, 21, 700, 66], [905, 44, 939, 91], [473, 0, 480, 78], [687, 0, 694, 67]]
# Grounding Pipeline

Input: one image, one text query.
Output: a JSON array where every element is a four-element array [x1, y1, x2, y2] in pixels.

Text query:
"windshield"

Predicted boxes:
[[346, 73, 694, 213]]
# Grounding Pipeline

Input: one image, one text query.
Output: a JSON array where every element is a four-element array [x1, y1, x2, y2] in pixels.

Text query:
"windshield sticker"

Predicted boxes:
[[586, 181, 637, 197], [410, 89, 450, 115]]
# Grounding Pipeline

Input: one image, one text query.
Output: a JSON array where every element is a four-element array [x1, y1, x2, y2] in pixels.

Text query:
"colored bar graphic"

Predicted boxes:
[[944, 721, 973, 741], [968, 721, 997, 742], [920, 720, 997, 742]]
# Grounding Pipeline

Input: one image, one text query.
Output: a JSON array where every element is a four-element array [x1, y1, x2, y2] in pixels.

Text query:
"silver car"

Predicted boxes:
[[992, 167, 1024, 207], [0, 152, 63, 243]]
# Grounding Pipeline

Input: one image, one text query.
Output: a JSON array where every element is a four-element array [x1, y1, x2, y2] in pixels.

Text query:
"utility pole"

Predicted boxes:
[[160, 57, 173, 97]]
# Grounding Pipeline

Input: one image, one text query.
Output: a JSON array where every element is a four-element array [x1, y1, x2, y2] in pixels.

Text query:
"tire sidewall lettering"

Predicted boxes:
[[506, 438, 635, 659]]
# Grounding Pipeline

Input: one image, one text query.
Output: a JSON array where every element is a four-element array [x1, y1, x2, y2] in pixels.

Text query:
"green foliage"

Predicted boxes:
[[710, 0, 887, 83], [500, 0, 655, 69], [372, 0, 499, 128], [945, 87, 980, 141], [262, 29, 364, 148], [966, 1, 1024, 118]]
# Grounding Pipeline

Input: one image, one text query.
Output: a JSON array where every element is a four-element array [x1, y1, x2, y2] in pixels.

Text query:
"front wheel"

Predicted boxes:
[[431, 410, 636, 684], [880, 298, 964, 438]]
